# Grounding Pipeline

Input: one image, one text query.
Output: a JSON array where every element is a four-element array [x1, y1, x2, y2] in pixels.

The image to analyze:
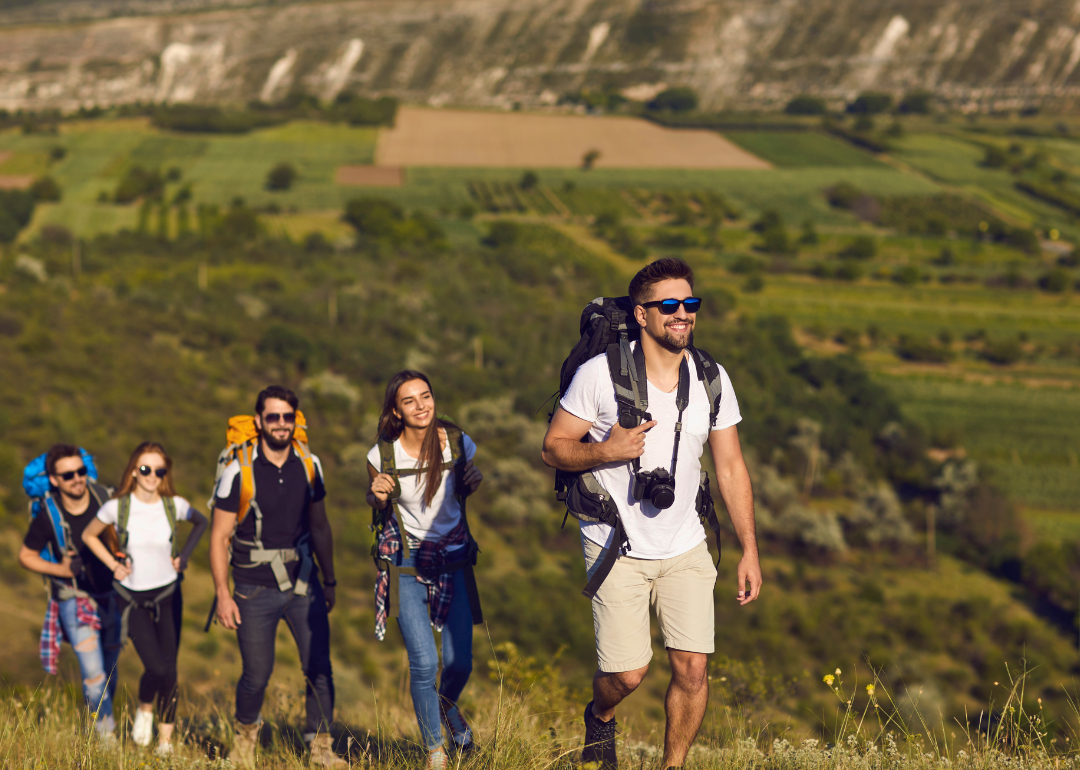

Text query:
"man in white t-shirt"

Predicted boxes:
[[542, 258, 761, 770]]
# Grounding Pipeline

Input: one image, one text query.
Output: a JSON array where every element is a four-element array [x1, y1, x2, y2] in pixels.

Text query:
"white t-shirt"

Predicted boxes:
[[97, 495, 192, 591], [559, 344, 741, 560], [366, 432, 477, 542]]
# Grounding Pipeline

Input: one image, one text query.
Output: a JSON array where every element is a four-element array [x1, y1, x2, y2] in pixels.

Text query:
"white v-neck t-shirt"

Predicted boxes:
[[97, 496, 192, 591], [367, 433, 477, 542], [559, 344, 741, 560]]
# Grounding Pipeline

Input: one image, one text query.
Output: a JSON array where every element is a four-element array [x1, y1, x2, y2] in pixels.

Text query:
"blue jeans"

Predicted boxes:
[[395, 554, 474, 750], [233, 580, 334, 737], [58, 592, 121, 733]]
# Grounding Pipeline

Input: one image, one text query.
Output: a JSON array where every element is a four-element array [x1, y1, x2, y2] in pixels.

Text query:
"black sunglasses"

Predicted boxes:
[[138, 465, 168, 478], [264, 412, 296, 425], [640, 297, 702, 314], [57, 466, 89, 482]]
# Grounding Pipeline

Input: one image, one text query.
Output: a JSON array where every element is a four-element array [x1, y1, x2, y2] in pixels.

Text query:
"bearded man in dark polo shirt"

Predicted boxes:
[[209, 385, 345, 768]]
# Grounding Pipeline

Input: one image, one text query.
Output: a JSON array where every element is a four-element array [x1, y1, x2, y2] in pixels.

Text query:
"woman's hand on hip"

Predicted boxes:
[[462, 460, 483, 492]]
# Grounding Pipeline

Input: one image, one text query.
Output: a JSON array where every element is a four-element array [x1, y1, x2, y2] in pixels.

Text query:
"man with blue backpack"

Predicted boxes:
[[19, 444, 122, 738]]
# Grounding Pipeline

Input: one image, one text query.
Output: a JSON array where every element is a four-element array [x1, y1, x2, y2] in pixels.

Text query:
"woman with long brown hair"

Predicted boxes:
[[366, 371, 483, 769], [84, 442, 207, 755]]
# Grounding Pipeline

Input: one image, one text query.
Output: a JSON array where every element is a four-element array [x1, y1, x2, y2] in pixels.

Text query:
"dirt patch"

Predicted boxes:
[[335, 165, 404, 187], [0, 175, 33, 190], [0, 151, 11, 166], [376, 107, 772, 169]]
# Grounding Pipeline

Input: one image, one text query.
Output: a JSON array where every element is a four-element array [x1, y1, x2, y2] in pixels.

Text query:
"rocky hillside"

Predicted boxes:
[[1, 0, 1078, 114]]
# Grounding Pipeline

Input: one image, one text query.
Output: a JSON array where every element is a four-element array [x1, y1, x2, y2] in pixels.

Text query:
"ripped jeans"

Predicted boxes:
[[58, 593, 121, 733]]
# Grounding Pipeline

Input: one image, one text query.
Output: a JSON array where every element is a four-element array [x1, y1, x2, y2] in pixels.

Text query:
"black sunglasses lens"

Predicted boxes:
[[139, 465, 151, 476], [155, 468, 168, 478], [683, 298, 702, 313], [266, 412, 296, 425], [659, 300, 681, 314], [59, 466, 88, 481]]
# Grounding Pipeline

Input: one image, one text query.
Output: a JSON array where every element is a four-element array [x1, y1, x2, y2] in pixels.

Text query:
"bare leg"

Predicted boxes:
[[592, 664, 648, 722], [158, 723, 174, 745], [661, 650, 708, 768]]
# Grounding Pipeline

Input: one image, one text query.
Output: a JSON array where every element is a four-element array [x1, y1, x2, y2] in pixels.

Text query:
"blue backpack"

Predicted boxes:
[[22, 449, 110, 565]]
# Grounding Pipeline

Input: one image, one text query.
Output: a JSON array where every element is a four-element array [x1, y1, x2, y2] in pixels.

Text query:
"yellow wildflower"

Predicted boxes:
[[866, 684, 875, 697], [823, 674, 835, 686]]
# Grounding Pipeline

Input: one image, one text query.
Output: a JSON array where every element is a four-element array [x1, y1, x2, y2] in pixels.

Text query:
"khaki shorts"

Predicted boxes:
[[582, 536, 717, 673]]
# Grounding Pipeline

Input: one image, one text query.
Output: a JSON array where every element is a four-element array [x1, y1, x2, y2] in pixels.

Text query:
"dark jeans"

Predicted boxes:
[[122, 581, 182, 723], [233, 579, 334, 736]]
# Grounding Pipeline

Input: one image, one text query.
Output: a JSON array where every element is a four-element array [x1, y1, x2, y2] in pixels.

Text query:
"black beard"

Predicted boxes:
[[657, 323, 693, 353], [261, 425, 294, 451]]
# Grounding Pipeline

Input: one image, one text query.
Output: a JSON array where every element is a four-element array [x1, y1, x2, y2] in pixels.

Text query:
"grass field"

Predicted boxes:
[[723, 131, 884, 168]]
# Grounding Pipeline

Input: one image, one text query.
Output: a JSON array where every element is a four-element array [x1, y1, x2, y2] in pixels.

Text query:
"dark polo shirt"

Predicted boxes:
[[214, 446, 326, 589]]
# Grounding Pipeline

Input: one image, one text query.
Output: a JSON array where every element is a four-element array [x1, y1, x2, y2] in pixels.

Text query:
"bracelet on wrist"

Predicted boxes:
[[323, 579, 337, 587]]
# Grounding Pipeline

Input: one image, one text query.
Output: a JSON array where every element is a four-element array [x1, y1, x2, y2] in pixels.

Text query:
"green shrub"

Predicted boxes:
[[847, 92, 893, 115], [982, 338, 1023, 365], [114, 165, 163, 204], [896, 334, 953, 363], [784, 95, 826, 115], [519, 171, 538, 190], [835, 261, 863, 281], [484, 221, 522, 249], [730, 255, 765, 274], [1039, 268, 1070, 293], [742, 274, 765, 292], [983, 146, 1008, 168], [30, 176, 61, 202], [839, 236, 876, 260], [266, 162, 297, 191], [826, 182, 861, 209], [647, 87, 698, 112], [898, 90, 934, 114], [893, 265, 920, 285], [344, 198, 404, 239], [799, 219, 819, 245]]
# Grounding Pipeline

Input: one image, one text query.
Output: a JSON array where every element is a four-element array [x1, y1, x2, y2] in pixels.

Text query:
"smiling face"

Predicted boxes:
[[393, 378, 436, 431], [634, 277, 696, 352], [133, 451, 167, 496], [49, 455, 88, 501], [255, 397, 296, 451]]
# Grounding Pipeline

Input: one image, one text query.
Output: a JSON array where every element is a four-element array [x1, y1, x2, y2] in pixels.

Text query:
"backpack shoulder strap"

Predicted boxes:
[[443, 425, 468, 503], [691, 346, 724, 430], [237, 441, 257, 524], [292, 439, 317, 492], [162, 496, 178, 558], [118, 494, 131, 551], [87, 482, 111, 508], [42, 494, 68, 561], [377, 437, 402, 498]]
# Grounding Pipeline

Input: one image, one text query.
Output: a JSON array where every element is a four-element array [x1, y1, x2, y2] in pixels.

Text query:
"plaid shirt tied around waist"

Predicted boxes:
[[374, 514, 469, 641], [40, 596, 101, 675]]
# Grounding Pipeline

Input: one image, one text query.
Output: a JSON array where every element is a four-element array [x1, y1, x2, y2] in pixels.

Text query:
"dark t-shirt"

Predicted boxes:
[[214, 447, 326, 588], [24, 492, 114, 595]]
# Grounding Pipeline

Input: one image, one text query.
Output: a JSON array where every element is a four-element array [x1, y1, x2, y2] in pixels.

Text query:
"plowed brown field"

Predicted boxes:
[[335, 165, 404, 186], [376, 107, 771, 170]]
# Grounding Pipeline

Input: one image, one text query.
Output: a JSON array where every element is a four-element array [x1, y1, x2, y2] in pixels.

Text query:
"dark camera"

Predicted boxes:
[[632, 468, 676, 509]]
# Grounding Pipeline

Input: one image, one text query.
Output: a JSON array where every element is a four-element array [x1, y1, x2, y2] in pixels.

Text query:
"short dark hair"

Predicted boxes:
[[255, 385, 299, 415], [629, 258, 695, 306], [46, 443, 82, 475]]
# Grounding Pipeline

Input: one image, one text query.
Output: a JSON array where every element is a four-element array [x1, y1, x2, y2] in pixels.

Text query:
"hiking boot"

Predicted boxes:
[[426, 745, 449, 769], [582, 701, 618, 769], [308, 733, 347, 768], [132, 709, 153, 747], [232, 719, 261, 769], [441, 704, 474, 753]]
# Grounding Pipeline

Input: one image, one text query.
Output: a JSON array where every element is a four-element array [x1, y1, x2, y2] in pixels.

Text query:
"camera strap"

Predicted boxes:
[[630, 342, 691, 477]]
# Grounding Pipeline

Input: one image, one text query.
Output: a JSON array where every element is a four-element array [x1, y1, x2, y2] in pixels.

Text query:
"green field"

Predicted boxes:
[[724, 131, 884, 167]]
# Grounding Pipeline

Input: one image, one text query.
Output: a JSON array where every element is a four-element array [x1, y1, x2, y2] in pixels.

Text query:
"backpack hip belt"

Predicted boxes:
[[235, 526, 314, 595], [371, 425, 483, 625], [112, 578, 178, 648]]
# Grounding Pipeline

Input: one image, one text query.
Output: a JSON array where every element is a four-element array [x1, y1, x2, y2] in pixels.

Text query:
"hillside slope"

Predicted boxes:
[[1, 0, 1080, 112]]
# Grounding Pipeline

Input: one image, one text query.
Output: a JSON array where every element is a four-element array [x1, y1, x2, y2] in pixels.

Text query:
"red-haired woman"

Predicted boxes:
[[84, 442, 207, 755], [366, 371, 483, 769]]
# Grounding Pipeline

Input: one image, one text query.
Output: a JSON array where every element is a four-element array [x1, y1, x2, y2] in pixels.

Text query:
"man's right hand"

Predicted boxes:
[[216, 593, 242, 629], [56, 554, 75, 579], [602, 420, 657, 463]]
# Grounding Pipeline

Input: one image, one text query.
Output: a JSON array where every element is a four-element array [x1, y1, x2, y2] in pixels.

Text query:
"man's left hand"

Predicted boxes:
[[736, 553, 762, 605], [323, 584, 336, 612]]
